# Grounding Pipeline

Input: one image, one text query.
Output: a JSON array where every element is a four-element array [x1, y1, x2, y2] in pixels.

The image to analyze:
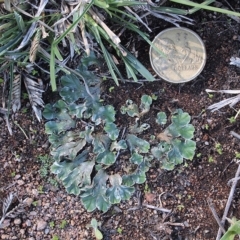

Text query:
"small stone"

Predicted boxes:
[[32, 224, 36, 230], [14, 174, 21, 180], [204, 141, 209, 145], [145, 193, 156, 203], [44, 228, 50, 234], [113, 206, 122, 213], [37, 219, 47, 231], [24, 198, 33, 206], [32, 189, 38, 196], [233, 35, 238, 40], [28, 238, 35, 240], [30, 211, 37, 216], [25, 219, 32, 227], [1, 219, 10, 228], [44, 203, 50, 208], [184, 221, 190, 227], [17, 180, 25, 186], [14, 218, 22, 225], [20, 229, 25, 235], [42, 140, 50, 149], [1, 234, 9, 239]]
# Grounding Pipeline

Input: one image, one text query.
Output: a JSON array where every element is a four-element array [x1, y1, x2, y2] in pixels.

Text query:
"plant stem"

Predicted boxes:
[[207, 198, 226, 234], [230, 131, 240, 140], [216, 163, 240, 240], [14, 121, 29, 139]]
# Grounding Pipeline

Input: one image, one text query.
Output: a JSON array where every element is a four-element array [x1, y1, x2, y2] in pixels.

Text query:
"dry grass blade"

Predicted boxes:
[[29, 29, 41, 63], [206, 89, 240, 112], [0, 107, 8, 114], [0, 193, 14, 227], [2, 193, 14, 216], [12, 73, 21, 112], [230, 56, 240, 67], [125, 6, 152, 32], [6, 202, 26, 218], [1, 70, 13, 134], [23, 74, 44, 121], [89, 9, 121, 46], [80, 19, 90, 56], [0, 193, 27, 228], [2, 71, 8, 109], [13, 0, 49, 51], [4, 115, 12, 135], [207, 95, 240, 112]]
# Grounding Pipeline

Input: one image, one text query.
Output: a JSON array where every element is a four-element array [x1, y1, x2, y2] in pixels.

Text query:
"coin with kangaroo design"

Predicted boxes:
[[150, 27, 206, 83]]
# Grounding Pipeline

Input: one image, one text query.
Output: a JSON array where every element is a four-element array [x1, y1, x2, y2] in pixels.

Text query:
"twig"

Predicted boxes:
[[164, 222, 185, 227], [13, 121, 29, 139], [216, 163, 240, 240], [221, 159, 234, 175], [158, 192, 166, 208], [143, 204, 171, 213], [207, 198, 226, 234], [230, 131, 240, 140], [127, 191, 171, 213], [4, 182, 16, 190], [228, 176, 240, 186]]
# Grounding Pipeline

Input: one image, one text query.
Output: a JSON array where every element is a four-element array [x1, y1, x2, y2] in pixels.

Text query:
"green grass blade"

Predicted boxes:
[[109, 0, 147, 7], [108, 7, 138, 21], [123, 58, 138, 81], [95, 29, 119, 85], [0, 13, 14, 20], [13, 11, 25, 32], [187, 0, 215, 14], [123, 48, 155, 81], [54, 47, 63, 61], [0, 32, 22, 56], [50, 0, 94, 91], [171, 0, 240, 17], [151, 7, 188, 15], [0, 22, 12, 32]]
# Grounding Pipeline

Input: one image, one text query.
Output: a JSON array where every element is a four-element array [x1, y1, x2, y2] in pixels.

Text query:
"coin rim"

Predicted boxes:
[[149, 27, 207, 83]]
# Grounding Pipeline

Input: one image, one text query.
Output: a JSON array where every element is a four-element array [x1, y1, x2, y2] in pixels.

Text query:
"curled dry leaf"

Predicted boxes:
[[145, 193, 156, 203], [157, 132, 172, 143]]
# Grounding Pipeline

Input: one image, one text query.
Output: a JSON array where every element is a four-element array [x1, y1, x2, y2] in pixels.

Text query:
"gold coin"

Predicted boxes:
[[149, 27, 206, 83]]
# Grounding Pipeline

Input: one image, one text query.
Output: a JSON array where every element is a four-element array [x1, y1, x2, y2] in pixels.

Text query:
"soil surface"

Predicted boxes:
[[1, 1, 240, 240]]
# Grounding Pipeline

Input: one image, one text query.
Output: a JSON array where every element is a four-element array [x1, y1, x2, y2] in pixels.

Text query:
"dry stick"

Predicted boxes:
[[230, 131, 240, 140], [207, 198, 226, 234], [216, 163, 240, 240]]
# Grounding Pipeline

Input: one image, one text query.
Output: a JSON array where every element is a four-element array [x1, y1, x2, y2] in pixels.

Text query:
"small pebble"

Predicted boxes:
[[17, 180, 25, 186], [14, 174, 21, 180], [25, 219, 32, 227], [30, 211, 37, 216], [1, 234, 9, 239], [14, 218, 22, 225], [32, 189, 38, 196], [24, 198, 33, 206], [37, 219, 47, 231]]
